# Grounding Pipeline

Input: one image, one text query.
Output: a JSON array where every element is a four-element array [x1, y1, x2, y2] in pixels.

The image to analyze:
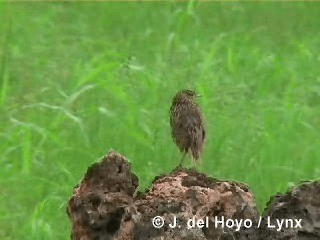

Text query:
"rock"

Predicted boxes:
[[66, 151, 320, 240], [234, 181, 320, 240], [262, 181, 320, 240], [67, 151, 139, 240], [133, 168, 258, 240], [67, 152, 258, 239]]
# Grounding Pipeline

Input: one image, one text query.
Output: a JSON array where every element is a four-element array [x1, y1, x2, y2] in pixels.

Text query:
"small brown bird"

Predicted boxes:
[[170, 90, 206, 166]]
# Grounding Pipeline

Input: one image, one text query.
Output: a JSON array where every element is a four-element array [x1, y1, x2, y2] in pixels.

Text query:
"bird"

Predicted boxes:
[[170, 89, 206, 167]]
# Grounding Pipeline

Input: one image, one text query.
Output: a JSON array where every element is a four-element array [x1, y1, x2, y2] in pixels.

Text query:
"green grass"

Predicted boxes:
[[0, 2, 320, 239]]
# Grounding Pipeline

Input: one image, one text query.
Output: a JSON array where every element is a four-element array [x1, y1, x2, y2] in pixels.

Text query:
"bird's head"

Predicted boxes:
[[172, 89, 199, 104]]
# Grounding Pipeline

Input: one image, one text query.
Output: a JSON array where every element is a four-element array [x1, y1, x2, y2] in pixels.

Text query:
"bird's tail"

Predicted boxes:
[[190, 148, 201, 162]]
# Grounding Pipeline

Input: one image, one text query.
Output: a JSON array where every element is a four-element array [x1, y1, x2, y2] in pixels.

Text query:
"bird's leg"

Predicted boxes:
[[178, 152, 187, 167]]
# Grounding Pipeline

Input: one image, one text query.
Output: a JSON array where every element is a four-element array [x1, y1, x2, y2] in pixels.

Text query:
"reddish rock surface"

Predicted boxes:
[[67, 151, 320, 240], [133, 168, 258, 239], [67, 151, 138, 240]]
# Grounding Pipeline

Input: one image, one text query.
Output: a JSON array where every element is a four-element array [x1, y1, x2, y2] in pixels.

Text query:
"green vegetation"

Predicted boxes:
[[0, 2, 319, 239]]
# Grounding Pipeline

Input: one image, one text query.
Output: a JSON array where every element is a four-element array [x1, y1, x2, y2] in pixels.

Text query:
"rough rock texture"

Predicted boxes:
[[133, 168, 258, 240], [264, 181, 320, 239], [67, 151, 320, 240], [234, 181, 320, 240], [67, 151, 139, 240]]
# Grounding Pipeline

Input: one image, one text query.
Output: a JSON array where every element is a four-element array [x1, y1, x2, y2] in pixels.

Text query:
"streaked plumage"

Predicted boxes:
[[170, 90, 205, 166]]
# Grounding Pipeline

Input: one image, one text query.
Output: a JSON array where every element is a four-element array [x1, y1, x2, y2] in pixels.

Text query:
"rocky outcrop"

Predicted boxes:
[[67, 151, 320, 240]]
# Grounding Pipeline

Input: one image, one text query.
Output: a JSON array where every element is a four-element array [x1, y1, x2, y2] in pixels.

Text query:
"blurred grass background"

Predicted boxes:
[[0, 2, 319, 239]]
